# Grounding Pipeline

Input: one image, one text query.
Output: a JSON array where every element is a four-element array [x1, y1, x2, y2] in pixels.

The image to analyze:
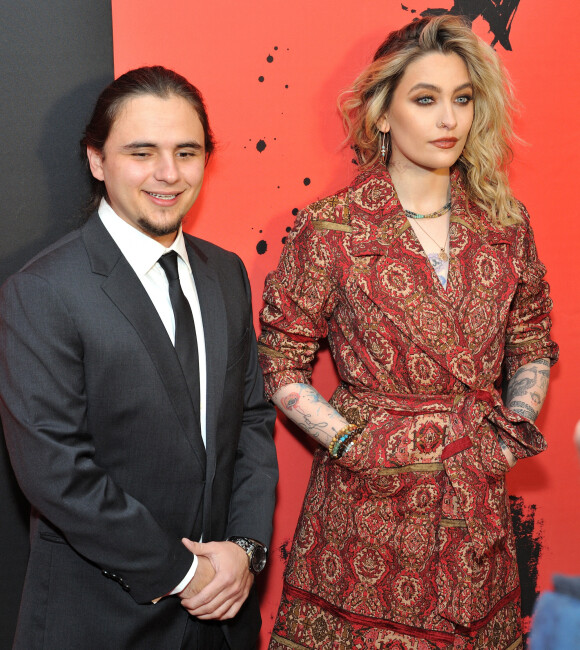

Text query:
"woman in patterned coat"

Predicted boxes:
[[259, 16, 557, 649]]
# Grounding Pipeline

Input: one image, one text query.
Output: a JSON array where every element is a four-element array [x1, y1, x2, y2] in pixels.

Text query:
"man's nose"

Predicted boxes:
[[154, 153, 179, 183]]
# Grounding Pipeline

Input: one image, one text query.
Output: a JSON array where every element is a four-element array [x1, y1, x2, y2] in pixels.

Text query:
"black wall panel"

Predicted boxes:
[[0, 3, 113, 646]]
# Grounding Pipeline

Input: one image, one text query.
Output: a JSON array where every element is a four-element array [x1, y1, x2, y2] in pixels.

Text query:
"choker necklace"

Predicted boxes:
[[404, 200, 451, 220]]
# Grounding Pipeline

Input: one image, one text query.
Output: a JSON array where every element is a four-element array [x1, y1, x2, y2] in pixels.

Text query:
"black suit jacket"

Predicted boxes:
[[0, 215, 278, 649]]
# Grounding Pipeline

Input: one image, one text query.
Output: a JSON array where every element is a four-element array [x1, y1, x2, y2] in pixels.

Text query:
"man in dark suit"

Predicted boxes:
[[0, 67, 278, 650]]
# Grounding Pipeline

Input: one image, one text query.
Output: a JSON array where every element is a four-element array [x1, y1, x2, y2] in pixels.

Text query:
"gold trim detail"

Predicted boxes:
[[271, 632, 311, 649], [377, 462, 444, 476], [439, 518, 468, 528], [312, 220, 353, 233], [506, 636, 523, 650], [257, 344, 287, 359]]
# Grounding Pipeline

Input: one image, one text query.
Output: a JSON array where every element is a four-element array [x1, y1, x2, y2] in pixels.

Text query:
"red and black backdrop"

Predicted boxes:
[[1, 1, 579, 647]]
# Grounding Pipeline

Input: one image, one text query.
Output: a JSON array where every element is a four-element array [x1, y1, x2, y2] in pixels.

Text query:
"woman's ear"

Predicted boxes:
[[376, 114, 390, 134]]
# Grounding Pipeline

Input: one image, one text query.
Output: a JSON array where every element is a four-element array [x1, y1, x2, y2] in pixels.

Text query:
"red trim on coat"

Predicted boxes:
[[441, 436, 472, 460], [283, 581, 521, 643]]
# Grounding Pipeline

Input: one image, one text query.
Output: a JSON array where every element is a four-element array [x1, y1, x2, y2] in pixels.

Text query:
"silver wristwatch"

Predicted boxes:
[[227, 536, 268, 574]]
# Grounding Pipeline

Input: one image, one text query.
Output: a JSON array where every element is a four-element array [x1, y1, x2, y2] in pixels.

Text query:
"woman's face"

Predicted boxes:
[[379, 51, 474, 174]]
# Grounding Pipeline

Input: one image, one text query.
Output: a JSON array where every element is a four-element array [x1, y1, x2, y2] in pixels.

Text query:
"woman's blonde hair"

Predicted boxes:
[[340, 16, 521, 225]]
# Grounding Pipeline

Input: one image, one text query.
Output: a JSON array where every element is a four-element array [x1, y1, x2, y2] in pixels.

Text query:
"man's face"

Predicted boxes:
[[87, 93, 206, 246]]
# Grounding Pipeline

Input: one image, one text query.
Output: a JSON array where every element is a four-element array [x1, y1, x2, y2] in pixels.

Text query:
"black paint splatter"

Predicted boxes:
[[282, 226, 292, 245], [402, 0, 522, 50], [258, 75, 264, 82], [510, 495, 543, 644], [256, 140, 266, 153], [303, 178, 311, 186], [274, 46, 279, 51], [279, 539, 291, 561], [292, 208, 299, 216], [256, 240, 267, 254], [267, 54, 274, 63]]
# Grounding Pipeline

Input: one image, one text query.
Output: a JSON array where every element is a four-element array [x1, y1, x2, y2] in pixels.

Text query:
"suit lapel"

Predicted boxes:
[[185, 238, 227, 484], [81, 216, 206, 470]]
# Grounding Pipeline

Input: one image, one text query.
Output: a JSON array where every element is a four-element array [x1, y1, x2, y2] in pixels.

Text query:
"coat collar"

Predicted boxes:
[[348, 164, 507, 257], [343, 166, 519, 389]]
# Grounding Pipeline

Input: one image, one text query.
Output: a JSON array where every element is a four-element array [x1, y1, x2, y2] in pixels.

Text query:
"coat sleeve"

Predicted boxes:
[[502, 207, 558, 380], [224, 258, 278, 547], [258, 208, 339, 399], [0, 271, 193, 603]]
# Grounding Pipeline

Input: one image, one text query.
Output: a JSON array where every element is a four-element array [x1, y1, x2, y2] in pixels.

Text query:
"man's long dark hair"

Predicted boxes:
[[81, 66, 215, 214]]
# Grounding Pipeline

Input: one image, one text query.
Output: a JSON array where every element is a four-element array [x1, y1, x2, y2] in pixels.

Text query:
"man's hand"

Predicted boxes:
[[178, 538, 253, 620]]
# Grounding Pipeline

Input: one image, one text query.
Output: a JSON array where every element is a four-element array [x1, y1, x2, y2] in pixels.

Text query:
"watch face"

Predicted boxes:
[[251, 544, 267, 573]]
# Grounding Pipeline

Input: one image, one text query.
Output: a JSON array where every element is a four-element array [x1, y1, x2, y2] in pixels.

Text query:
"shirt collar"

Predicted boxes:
[[98, 198, 191, 276]]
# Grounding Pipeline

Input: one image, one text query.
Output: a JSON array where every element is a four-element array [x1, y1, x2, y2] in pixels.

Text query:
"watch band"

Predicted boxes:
[[227, 536, 268, 574]]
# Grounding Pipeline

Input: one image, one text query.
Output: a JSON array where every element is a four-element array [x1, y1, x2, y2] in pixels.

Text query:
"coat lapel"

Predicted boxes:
[[346, 168, 519, 389], [185, 238, 227, 486], [81, 215, 206, 470]]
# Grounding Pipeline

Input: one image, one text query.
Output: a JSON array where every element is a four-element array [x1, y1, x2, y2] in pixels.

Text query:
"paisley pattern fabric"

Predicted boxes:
[[259, 166, 558, 649]]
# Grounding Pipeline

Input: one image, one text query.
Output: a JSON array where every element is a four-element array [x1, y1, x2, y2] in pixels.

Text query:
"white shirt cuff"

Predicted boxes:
[[169, 555, 198, 595]]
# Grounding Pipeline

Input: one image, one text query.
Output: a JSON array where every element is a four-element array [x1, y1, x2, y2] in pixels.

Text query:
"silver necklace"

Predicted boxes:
[[412, 218, 451, 262]]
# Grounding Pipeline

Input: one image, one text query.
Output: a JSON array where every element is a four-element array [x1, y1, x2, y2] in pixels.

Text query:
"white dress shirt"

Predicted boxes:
[[98, 199, 203, 595]]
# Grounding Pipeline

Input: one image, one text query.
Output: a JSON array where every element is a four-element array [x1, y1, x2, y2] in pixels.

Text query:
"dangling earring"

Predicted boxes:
[[380, 131, 390, 166], [380, 131, 387, 163]]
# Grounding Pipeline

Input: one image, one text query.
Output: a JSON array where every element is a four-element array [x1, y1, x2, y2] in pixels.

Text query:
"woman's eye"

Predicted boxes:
[[416, 96, 434, 105], [456, 95, 473, 104]]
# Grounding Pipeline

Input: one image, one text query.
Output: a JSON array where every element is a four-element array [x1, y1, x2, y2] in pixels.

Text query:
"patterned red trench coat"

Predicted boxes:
[[258, 166, 558, 649]]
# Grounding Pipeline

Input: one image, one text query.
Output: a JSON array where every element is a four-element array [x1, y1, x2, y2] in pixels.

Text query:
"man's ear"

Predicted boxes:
[[376, 114, 390, 134], [86, 146, 105, 181]]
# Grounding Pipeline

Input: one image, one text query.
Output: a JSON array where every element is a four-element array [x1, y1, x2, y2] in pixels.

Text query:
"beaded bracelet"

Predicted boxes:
[[328, 423, 360, 460]]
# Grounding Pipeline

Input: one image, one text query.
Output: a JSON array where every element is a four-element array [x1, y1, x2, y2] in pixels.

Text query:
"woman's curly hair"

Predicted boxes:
[[339, 15, 521, 225]]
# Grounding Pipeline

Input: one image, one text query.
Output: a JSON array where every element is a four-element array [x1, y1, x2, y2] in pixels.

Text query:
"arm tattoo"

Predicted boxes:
[[273, 383, 349, 447], [505, 359, 550, 422], [508, 400, 538, 422]]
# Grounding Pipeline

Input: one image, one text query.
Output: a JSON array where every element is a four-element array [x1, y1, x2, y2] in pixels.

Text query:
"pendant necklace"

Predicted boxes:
[[412, 218, 450, 262]]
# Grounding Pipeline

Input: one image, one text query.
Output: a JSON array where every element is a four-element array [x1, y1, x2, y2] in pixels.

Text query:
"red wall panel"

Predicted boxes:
[[112, 1, 580, 644]]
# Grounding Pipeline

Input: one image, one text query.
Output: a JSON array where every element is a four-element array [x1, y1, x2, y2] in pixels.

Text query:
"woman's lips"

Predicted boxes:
[[430, 138, 459, 149]]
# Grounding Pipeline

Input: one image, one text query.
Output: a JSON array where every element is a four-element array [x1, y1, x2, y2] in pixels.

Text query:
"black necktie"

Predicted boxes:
[[158, 251, 200, 421]]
